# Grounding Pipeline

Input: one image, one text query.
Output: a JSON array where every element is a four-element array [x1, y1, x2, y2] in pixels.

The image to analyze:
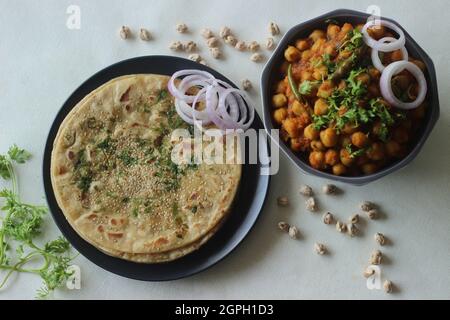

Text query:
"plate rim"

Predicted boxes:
[[42, 55, 271, 281]]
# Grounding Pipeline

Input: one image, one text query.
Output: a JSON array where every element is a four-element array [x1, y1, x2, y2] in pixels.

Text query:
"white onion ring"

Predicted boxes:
[[379, 61, 427, 110], [362, 20, 405, 52], [168, 69, 215, 103], [371, 36, 409, 72], [168, 69, 255, 132]]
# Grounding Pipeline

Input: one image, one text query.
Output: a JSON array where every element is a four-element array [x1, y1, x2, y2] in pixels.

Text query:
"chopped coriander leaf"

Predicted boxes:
[[119, 150, 137, 166], [172, 202, 179, 217], [299, 80, 320, 95], [345, 144, 366, 158]]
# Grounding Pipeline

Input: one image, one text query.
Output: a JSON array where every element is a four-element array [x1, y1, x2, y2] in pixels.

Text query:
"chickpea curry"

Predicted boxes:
[[272, 21, 427, 176]]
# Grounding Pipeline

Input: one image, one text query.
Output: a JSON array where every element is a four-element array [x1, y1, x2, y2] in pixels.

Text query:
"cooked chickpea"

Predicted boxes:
[[356, 154, 370, 166], [327, 24, 340, 38], [311, 38, 326, 51], [317, 80, 334, 98], [324, 44, 337, 57], [368, 66, 381, 79], [273, 108, 287, 124], [390, 49, 404, 62], [325, 149, 339, 166], [284, 45, 301, 62], [356, 72, 370, 85], [275, 80, 287, 93], [340, 23, 353, 35], [304, 124, 320, 140], [311, 140, 325, 151], [411, 59, 426, 72], [295, 39, 310, 51], [362, 163, 378, 175], [342, 122, 358, 134], [340, 135, 351, 147], [283, 118, 300, 138], [272, 93, 287, 108], [291, 100, 307, 116], [386, 140, 401, 158], [366, 142, 385, 161], [309, 29, 326, 42], [340, 148, 354, 167], [314, 98, 329, 116], [368, 83, 381, 97], [411, 103, 426, 119], [300, 70, 314, 82], [301, 49, 312, 60], [290, 138, 303, 152], [309, 151, 326, 169], [332, 163, 347, 176], [393, 127, 409, 144], [351, 131, 369, 148], [320, 128, 338, 147], [367, 25, 385, 40]]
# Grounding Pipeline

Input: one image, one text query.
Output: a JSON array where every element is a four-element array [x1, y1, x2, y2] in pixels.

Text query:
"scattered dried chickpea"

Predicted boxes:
[[288, 226, 300, 239], [235, 41, 246, 51], [383, 280, 393, 293], [336, 221, 347, 233], [206, 37, 219, 48], [248, 41, 260, 52], [322, 184, 338, 195], [250, 53, 264, 62], [277, 196, 289, 207], [347, 223, 358, 237], [219, 26, 231, 38], [375, 232, 386, 245], [268, 21, 280, 35], [241, 79, 252, 91], [184, 41, 197, 52], [299, 185, 313, 197], [323, 212, 334, 224], [224, 35, 237, 46], [169, 40, 183, 51], [363, 267, 375, 278], [360, 201, 374, 212], [139, 28, 151, 41], [265, 37, 275, 50], [314, 243, 326, 255], [176, 23, 188, 33], [119, 26, 131, 39], [305, 197, 317, 212], [278, 221, 290, 232], [370, 250, 382, 265], [188, 54, 201, 63], [210, 47, 222, 59], [201, 28, 214, 39], [367, 209, 378, 220], [349, 213, 359, 224]]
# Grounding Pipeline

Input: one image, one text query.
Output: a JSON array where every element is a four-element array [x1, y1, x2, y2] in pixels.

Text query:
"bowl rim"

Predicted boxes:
[[260, 8, 440, 185]]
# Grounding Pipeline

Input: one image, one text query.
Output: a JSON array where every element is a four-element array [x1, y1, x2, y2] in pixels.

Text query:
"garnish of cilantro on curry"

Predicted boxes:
[[272, 20, 428, 176]]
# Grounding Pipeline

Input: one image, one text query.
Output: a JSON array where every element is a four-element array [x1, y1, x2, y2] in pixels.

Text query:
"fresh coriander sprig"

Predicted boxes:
[[0, 145, 75, 299]]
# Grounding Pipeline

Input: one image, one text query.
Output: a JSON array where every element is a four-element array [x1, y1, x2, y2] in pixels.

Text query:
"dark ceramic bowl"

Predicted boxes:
[[261, 9, 439, 185]]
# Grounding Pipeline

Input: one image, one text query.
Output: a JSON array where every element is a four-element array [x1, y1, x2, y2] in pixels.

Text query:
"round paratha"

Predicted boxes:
[[51, 74, 241, 262]]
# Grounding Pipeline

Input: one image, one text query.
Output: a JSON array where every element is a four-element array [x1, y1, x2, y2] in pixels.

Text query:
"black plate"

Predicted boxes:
[[43, 55, 270, 281]]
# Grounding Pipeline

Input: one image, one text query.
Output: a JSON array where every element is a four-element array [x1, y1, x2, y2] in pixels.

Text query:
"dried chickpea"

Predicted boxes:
[[340, 148, 355, 167], [273, 108, 287, 124], [304, 124, 320, 140], [309, 151, 326, 169], [311, 140, 325, 151], [366, 142, 385, 161], [284, 45, 301, 62], [309, 29, 326, 42], [272, 93, 287, 108], [320, 128, 338, 148], [332, 163, 347, 176], [314, 98, 329, 116], [351, 131, 369, 148], [295, 39, 310, 51], [325, 149, 339, 166]]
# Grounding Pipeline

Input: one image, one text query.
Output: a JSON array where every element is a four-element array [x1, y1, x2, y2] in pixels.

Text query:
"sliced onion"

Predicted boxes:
[[169, 69, 255, 132], [371, 37, 409, 72], [379, 61, 427, 110], [362, 20, 405, 52], [167, 69, 215, 102]]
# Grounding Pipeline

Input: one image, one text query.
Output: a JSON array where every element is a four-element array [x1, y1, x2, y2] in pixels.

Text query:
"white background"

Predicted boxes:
[[1, 0, 449, 299]]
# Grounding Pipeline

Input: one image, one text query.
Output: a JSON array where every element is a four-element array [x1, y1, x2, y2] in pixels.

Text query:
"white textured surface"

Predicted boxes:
[[1, 0, 449, 300]]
